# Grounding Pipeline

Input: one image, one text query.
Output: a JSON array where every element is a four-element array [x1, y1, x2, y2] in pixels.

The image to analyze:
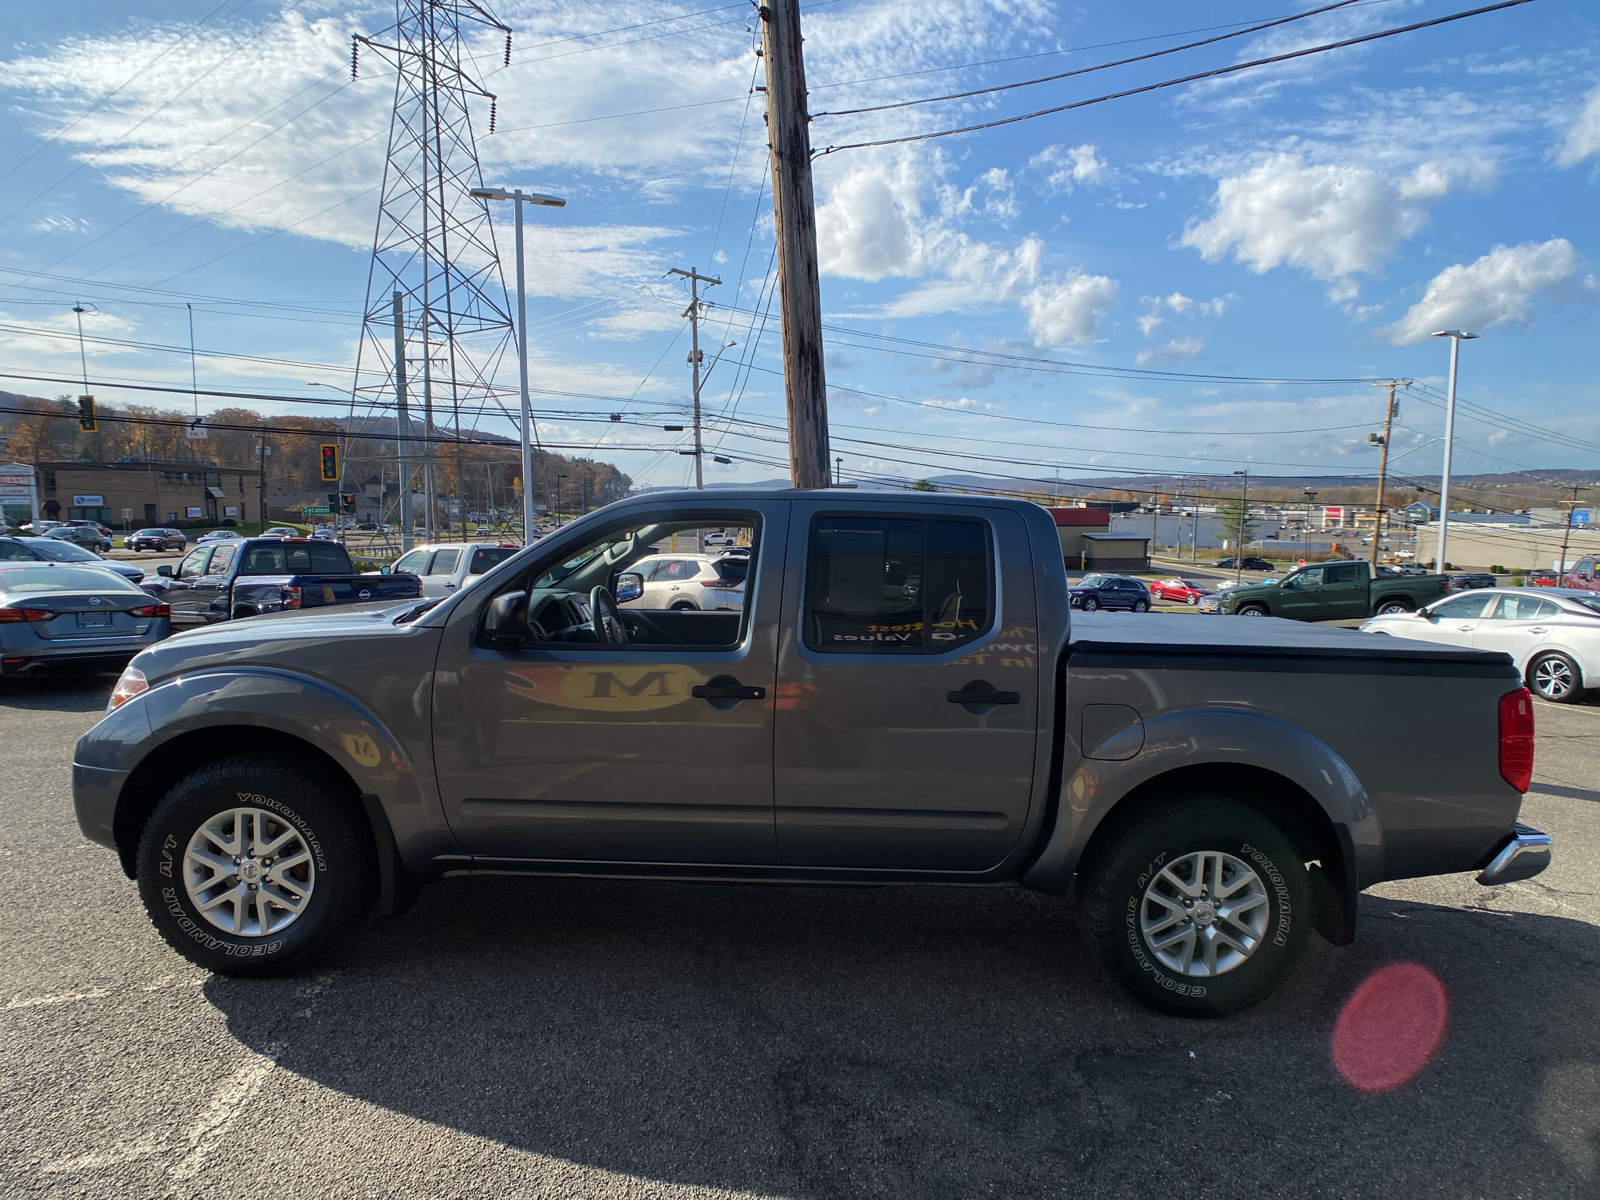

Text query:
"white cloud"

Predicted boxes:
[[1029, 143, 1105, 195], [816, 157, 923, 281], [1019, 272, 1118, 346], [1180, 153, 1493, 295], [1556, 83, 1600, 167], [1136, 337, 1204, 367], [1382, 237, 1598, 344]]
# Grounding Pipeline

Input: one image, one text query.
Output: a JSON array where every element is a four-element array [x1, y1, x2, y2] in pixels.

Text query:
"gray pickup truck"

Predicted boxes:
[[72, 491, 1551, 1017]]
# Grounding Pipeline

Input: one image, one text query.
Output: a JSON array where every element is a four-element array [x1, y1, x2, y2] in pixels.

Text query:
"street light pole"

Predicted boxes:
[[1430, 330, 1477, 573], [1232, 470, 1248, 585], [470, 186, 566, 544]]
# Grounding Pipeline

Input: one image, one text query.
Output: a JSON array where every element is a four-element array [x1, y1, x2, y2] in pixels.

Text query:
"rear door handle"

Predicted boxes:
[[948, 683, 1021, 705]]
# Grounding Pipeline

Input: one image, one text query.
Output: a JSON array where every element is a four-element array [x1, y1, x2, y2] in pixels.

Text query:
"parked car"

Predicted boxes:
[[1450, 572, 1499, 591], [260, 526, 301, 539], [1202, 559, 1449, 619], [701, 530, 738, 549], [197, 530, 245, 545], [0, 537, 146, 586], [1067, 573, 1150, 612], [617, 552, 747, 611], [1212, 556, 1276, 572], [354, 522, 380, 531], [1391, 563, 1430, 576], [388, 542, 523, 599], [42, 524, 111, 552], [0, 562, 170, 675], [1364, 587, 1600, 703], [64, 519, 114, 539], [153, 537, 420, 625], [75, 491, 1550, 1017], [310, 526, 337, 541], [124, 528, 187, 552], [1148, 578, 1215, 605], [1526, 569, 1560, 588], [1560, 556, 1600, 592]]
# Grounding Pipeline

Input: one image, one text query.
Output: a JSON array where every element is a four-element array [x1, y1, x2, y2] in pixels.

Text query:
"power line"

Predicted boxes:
[[814, 0, 1367, 117], [815, 0, 1538, 155]]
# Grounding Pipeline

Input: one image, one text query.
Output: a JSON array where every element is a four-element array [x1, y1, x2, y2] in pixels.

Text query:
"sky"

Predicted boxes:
[[0, 0, 1597, 496]]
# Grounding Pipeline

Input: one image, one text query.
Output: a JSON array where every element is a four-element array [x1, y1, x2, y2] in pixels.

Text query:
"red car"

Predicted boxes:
[[1149, 577, 1216, 605]]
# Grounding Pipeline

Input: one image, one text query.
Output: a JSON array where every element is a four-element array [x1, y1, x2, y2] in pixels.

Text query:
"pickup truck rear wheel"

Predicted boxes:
[[1077, 797, 1310, 1017], [1374, 599, 1412, 616], [135, 754, 375, 977]]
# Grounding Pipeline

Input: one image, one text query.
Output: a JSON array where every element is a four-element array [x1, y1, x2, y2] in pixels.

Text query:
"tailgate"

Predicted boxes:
[[294, 573, 421, 606]]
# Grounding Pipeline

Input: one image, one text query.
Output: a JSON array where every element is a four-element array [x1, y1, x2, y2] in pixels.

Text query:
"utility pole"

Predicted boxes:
[[1558, 484, 1587, 579], [392, 291, 414, 552], [759, 0, 830, 488], [257, 421, 268, 532], [1368, 380, 1404, 570], [834, 456, 843, 487], [670, 267, 719, 490]]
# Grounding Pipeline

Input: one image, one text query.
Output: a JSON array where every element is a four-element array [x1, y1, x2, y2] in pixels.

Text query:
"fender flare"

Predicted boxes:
[[1021, 706, 1377, 941], [104, 667, 454, 893]]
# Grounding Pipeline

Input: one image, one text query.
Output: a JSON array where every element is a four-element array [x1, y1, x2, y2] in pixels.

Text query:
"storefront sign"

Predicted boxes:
[[72, 494, 105, 506]]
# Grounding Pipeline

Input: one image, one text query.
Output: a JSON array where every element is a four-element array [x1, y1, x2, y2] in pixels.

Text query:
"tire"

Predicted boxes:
[[136, 754, 375, 977], [669, 600, 698, 611], [1187, 596, 1199, 606], [1530, 652, 1586, 704], [1236, 605, 1269, 617], [1077, 797, 1311, 1017], [231, 606, 259, 621], [1132, 599, 1149, 613], [1082, 596, 1099, 612], [1374, 599, 1412, 616]]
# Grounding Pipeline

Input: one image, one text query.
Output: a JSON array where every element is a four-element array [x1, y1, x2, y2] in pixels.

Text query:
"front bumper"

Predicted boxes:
[[1476, 822, 1553, 885]]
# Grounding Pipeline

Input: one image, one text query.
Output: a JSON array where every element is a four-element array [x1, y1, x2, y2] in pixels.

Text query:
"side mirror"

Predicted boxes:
[[380, 565, 391, 574], [484, 590, 529, 649], [157, 565, 173, 578], [615, 572, 643, 604]]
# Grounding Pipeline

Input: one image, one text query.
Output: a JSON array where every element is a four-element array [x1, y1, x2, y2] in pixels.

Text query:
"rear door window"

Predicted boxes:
[[431, 549, 461, 576], [469, 547, 516, 574], [1494, 595, 1560, 621], [802, 515, 992, 654], [1325, 564, 1362, 584]]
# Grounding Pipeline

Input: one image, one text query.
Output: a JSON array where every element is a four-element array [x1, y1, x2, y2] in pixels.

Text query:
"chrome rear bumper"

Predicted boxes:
[[1477, 823, 1553, 886]]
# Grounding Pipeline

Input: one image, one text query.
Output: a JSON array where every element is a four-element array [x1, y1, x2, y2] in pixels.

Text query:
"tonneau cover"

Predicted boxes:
[[1068, 611, 1513, 667]]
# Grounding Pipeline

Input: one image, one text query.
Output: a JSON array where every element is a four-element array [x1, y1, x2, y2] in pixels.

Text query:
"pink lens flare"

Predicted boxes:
[[1331, 962, 1448, 1092]]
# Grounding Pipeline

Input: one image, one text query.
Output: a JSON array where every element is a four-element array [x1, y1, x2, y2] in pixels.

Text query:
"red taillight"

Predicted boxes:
[[1440, 576, 1452, 593], [130, 603, 170, 619], [1498, 687, 1535, 793], [0, 606, 52, 623], [283, 586, 302, 610]]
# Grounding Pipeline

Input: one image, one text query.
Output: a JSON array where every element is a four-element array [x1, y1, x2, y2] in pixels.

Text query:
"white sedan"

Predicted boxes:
[[1361, 587, 1600, 703]]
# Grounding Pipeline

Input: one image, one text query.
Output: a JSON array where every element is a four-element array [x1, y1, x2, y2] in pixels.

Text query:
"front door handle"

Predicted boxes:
[[948, 680, 1021, 706], [692, 675, 766, 703]]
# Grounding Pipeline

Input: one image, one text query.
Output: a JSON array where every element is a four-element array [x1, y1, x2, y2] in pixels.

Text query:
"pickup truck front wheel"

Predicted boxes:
[[135, 755, 375, 977], [1077, 797, 1310, 1017]]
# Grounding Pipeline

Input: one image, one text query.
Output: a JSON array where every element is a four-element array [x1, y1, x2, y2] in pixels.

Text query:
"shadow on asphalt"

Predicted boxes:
[[0, 673, 115, 713], [204, 876, 1600, 1198]]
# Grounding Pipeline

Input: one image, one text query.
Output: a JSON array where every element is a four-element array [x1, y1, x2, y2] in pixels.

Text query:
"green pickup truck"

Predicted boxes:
[[1202, 560, 1449, 620]]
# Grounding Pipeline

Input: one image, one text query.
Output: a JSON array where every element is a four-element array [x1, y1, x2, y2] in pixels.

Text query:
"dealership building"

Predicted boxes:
[[34, 461, 262, 529]]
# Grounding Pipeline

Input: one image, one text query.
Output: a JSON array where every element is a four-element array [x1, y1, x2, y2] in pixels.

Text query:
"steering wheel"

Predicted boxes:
[[589, 586, 629, 645]]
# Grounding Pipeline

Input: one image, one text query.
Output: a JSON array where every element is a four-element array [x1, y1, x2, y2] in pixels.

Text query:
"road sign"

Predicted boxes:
[[301, 504, 333, 515], [185, 418, 207, 439], [1572, 509, 1591, 525]]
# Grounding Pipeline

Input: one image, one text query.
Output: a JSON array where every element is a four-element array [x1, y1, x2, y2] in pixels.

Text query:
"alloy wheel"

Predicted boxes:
[[183, 807, 316, 937], [1138, 850, 1270, 977]]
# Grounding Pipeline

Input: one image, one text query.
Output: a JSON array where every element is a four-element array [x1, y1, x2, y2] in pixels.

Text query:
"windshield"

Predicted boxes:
[[27, 540, 97, 562], [1079, 573, 1110, 587]]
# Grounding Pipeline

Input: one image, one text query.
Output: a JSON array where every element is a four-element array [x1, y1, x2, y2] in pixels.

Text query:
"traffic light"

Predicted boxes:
[[319, 443, 339, 482], [340, 493, 355, 512], [77, 395, 96, 432]]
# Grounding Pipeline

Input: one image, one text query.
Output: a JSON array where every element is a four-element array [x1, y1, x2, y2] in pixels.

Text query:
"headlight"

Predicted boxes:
[[108, 665, 147, 712]]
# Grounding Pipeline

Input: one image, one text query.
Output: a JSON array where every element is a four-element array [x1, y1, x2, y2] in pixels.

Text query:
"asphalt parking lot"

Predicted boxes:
[[2, 676, 1598, 1199]]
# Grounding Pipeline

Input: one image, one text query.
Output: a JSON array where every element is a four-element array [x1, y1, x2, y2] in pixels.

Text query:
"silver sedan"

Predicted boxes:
[[0, 563, 173, 677]]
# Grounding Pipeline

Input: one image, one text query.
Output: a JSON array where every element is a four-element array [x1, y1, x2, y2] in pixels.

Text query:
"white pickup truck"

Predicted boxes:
[[387, 542, 522, 598]]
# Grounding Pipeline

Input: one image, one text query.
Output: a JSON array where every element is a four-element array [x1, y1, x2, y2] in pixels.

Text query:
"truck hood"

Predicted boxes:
[[1220, 580, 1280, 603], [126, 600, 432, 686]]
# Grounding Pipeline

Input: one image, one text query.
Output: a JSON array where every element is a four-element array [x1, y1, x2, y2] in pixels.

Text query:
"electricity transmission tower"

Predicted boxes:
[[350, 0, 516, 547]]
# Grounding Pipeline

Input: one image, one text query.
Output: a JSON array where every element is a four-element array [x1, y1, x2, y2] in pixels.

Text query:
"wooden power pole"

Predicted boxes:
[[1368, 380, 1403, 569], [670, 267, 719, 490], [760, 0, 830, 489]]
